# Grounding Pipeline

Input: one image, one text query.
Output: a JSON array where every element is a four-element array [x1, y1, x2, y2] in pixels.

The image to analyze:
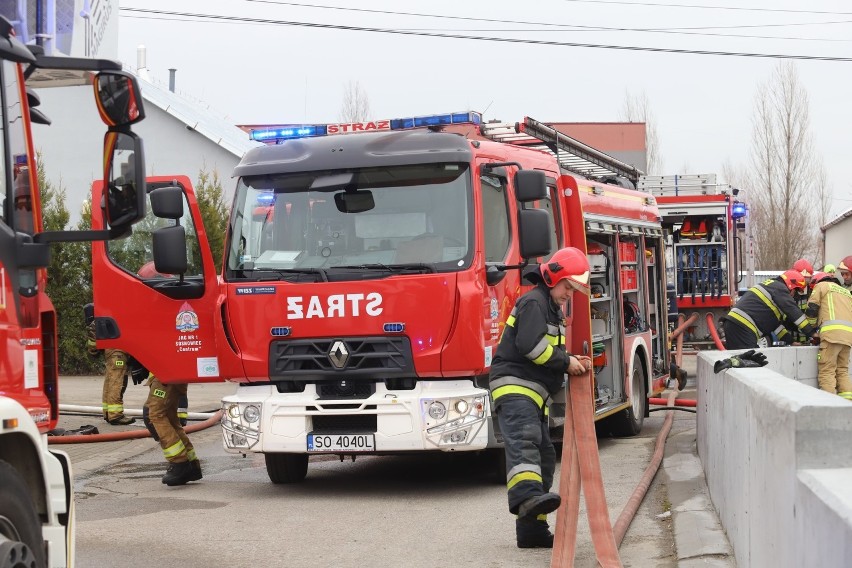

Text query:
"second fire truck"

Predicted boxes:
[[91, 112, 669, 483]]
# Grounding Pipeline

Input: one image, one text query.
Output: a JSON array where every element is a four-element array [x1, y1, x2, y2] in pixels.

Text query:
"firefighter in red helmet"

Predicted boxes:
[[838, 256, 852, 291], [721, 270, 815, 349], [136, 262, 201, 486], [489, 246, 592, 548], [790, 259, 815, 343]]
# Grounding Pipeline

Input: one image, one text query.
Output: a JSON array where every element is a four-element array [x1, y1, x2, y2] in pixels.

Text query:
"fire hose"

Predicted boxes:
[[48, 409, 223, 444], [552, 371, 680, 566], [706, 312, 726, 350]]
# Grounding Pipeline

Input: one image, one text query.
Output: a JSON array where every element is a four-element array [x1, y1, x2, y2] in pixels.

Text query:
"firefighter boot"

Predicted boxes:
[[517, 492, 561, 519], [516, 518, 554, 549], [161, 460, 202, 486], [107, 415, 136, 425]]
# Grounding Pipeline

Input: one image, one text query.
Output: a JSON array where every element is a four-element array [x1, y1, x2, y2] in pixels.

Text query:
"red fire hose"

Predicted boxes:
[[649, 397, 696, 408], [706, 312, 726, 350], [47, 410, 223, 444]]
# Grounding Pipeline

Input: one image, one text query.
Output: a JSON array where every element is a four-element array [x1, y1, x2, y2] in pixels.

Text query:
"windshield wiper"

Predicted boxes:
[[331, 263, 437, 274], [247, 268, 329, 282]]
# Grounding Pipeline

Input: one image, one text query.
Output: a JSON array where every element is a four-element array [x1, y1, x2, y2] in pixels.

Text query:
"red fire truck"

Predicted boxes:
[[0, 23, 148, 568], [90, 113, 668, 484], [637, 174, 752, 350]]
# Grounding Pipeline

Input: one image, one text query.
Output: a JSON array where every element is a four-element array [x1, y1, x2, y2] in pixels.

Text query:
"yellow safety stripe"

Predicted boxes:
[[186, 448, 197, 462], [752, 285, 782, 320], [537, 514, 548, 521], [820, 323, 852, 334], [527, 337, 551, 361], [532, 344, 554, 365], [507, 470, 543, 490], [163, 440, 186, 459], [729, 310, 761, 339], [506, 315, 516, 327], [105, 404, 124, 412], [491, 385, 545, 408], [791, 314, 808, 329], [838, 392, 852, 400]]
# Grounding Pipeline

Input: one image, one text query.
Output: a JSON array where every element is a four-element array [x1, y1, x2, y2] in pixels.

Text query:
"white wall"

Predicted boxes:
[[31, 86, 242, 225], [824, 215, 852, 268]]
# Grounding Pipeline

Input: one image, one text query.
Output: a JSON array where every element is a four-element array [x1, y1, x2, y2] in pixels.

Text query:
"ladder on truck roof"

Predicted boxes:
[[637, 174, 733, 197], [479, 116, 644, 184]]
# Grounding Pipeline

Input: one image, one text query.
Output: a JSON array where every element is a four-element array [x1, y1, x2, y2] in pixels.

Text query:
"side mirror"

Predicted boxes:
[[518, 209, 552, 259], [515, 170, 547, 202], [152, 225, 188, 274], [103, 131, 146, 230], [94, 70, 145, 127], [150, 186, 184, 219], [335, 190, 375, 213]]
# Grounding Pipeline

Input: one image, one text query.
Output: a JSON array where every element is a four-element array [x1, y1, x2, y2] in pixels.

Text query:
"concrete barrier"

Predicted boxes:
[[696, 346, 852, 568]]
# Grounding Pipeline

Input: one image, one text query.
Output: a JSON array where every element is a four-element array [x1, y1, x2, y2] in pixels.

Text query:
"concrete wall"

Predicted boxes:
[[696, 347, 852, 568]]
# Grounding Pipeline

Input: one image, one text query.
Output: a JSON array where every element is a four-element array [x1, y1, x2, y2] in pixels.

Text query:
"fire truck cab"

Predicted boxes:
[[91, 112, 668, 484], [0, 20, 148, 568]]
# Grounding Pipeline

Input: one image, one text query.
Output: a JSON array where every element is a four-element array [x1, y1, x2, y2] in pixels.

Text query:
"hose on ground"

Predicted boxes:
[[59, 404, 215, 421], [649, 397, 696, 407], [48, 410, 223, 444]]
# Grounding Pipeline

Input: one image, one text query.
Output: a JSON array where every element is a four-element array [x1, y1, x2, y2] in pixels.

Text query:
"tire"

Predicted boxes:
[[264, 453, 309, 484], [0, 459, 45, 568], [609, 357, 647, 437]]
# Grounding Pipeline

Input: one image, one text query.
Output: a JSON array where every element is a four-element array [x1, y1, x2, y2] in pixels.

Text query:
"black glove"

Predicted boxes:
[[127, 356, 150, 385], [714, 349, 768, 373]]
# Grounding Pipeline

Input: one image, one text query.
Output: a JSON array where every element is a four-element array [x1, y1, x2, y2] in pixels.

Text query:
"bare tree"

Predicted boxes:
[[339, 80, 371, 123], [746, 62, 831, 269], [620, 90, 663, 175]]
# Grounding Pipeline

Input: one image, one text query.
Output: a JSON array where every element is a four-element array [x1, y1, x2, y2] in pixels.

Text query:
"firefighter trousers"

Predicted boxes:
[[102, 349, 129, 421], [817, 340, 852, 395], [496, 396, 556, 515], [143, 378, 195, 464]]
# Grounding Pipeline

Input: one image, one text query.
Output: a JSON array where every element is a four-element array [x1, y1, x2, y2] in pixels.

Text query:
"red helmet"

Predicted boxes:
[[811, 271, 839, 288], [792, 258, 814, 279], [138, 261, 167, 278], [780, 269, 806, 292], [839, 256, 852, 273], [540, 247, 590, 289]]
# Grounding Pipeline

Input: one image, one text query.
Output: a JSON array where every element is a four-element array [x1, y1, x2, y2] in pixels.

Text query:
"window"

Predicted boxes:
[[481, 174, 510, 262], [3, 60, 32, 234], [106, 182, 203, 278]]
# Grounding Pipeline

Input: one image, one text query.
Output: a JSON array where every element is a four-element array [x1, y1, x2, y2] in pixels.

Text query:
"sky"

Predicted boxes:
[[116, 0, 852, 220]]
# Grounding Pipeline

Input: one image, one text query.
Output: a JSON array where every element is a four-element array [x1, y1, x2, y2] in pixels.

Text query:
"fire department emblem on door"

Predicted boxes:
[[328, 340, 349, 369]]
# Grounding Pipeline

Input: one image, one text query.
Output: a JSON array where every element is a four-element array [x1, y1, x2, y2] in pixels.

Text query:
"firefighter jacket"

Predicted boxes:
[[724, 277, 815, 344], [489, 283, 571, 410], [806, 281, 852, 346]]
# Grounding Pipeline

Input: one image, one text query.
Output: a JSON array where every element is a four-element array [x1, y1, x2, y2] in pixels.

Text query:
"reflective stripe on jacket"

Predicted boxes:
[[489, 283, 570, 398], [807, 282, 852, 346]]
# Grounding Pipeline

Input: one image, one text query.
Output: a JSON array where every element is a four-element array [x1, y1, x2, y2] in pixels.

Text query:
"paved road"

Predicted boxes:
[[54, 376, 684, 567]]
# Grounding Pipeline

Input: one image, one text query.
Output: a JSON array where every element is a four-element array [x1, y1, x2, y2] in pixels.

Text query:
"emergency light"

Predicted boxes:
[[249, 111, 482, 143], [731, 201, 747, 219]]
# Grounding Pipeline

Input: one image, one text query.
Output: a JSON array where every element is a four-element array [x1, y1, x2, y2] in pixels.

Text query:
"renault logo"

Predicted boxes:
[[328, 340, 349, 369]]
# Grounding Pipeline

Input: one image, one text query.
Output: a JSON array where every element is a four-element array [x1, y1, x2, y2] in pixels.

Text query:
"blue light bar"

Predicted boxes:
[[256, 192, 275, 205], [390, 112, 481, 130], [270, 327, 292, 337], [732, 202, 747, 219], [383, 323, 405, 333], [250, 125, 328, 142]]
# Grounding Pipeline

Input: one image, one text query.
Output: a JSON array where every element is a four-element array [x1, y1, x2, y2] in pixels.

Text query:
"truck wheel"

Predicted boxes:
[[609, 358, 647, 437], [264, 453, 309, 484], [0, 459, 45, 568]]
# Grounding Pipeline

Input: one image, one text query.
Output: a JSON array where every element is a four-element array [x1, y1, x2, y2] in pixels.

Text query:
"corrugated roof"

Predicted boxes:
[[136, 77, 262, 159]]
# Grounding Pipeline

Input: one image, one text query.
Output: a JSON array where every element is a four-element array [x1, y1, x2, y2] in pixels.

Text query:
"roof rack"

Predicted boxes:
[[479, 116, 644, 184]]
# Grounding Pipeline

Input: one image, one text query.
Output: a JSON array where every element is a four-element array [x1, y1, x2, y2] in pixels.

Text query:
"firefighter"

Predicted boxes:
[[806, 272, 852, 400], [720, 270, 816, 350], [136, 261, 202, 486], [85, 303, 136, 425], [790, 259, 814, 343], [489, 247, 591, 549], [838, 256, 852, 291]]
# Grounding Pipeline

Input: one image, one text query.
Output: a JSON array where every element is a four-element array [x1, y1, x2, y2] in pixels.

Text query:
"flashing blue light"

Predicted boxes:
[[256, 192, 275, 205], [390, 111, 481, 131], [732, 202, 747, 219], [383, 323, 405, 333], [250, 125, 327, 142], [271, 327, 292, 337]]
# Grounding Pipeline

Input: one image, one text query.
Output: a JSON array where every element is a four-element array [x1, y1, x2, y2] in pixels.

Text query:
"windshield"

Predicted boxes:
[[226, 163, 472, 280]]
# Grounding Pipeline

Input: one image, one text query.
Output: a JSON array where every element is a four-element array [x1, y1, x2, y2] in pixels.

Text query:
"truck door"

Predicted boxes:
[[91, 176, 222, 383]]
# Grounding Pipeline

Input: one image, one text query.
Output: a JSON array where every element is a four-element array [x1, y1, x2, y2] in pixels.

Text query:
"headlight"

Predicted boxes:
[[227, 404, 240, 419], [428, 401, 446, 419], [243, 405, 260, 423], [454, 399, 469, 415]]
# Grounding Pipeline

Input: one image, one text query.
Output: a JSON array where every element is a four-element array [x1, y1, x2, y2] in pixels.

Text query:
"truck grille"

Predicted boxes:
[[270, 337, 414, 380], [312, 414, 378, 433]]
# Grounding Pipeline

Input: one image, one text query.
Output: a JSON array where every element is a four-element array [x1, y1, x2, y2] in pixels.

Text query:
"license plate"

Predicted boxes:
[[307, 433, 375, 452]]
